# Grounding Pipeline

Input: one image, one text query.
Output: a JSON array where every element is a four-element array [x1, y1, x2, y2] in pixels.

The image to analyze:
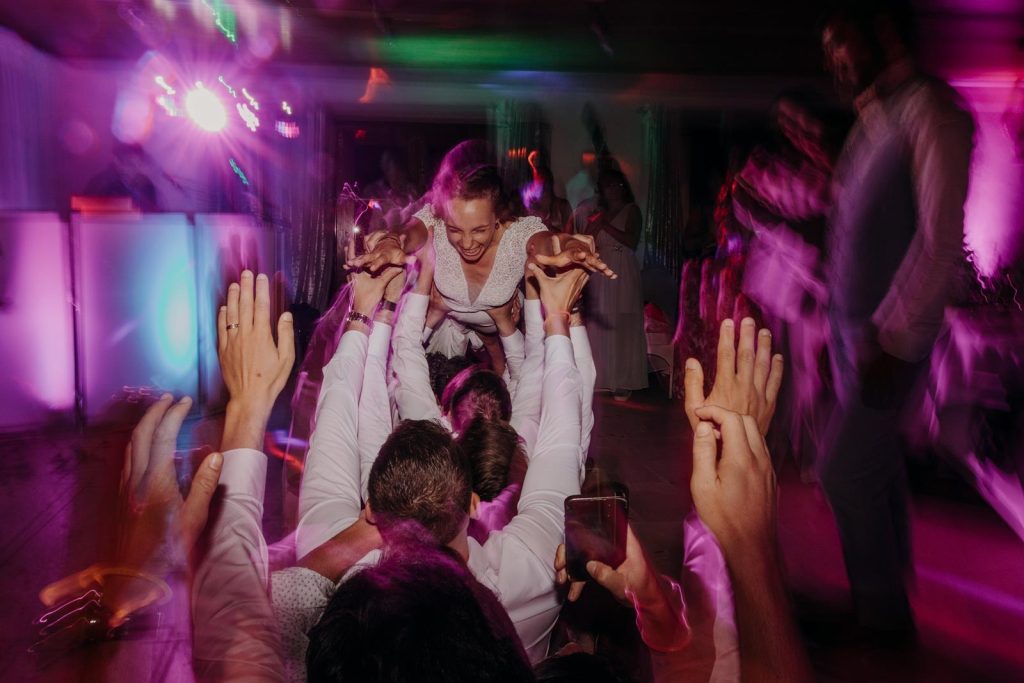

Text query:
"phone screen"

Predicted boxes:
[[564, 491, 628, 582]]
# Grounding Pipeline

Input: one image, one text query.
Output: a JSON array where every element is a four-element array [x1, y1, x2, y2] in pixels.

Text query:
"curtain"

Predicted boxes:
[[265, 108, 336, 311], [492, 100, 548, 198], [640, 106, 687, 276], [0, 29, 57, 210]]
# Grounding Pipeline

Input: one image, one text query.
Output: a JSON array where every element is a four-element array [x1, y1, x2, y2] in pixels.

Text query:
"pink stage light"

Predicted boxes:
[[185, 84, 228, 133]]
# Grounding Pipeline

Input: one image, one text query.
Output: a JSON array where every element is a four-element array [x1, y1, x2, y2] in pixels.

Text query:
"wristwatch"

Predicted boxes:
[[346, 310, 371, 326]]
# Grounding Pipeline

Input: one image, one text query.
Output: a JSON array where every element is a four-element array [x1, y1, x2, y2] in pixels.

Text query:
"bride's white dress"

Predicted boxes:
[[413, 204, 547, 356]]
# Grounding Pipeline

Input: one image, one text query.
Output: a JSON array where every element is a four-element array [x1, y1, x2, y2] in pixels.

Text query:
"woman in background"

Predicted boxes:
[[580, 168, 648, 400]]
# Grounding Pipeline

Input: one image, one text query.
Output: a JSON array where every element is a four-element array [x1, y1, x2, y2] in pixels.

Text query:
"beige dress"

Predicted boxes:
[[585, 203, 648, 391]]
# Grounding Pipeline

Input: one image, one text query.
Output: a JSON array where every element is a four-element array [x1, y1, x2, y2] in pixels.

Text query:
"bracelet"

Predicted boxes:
[[346, 310, 372, 326], [380, 299, 398, 312]]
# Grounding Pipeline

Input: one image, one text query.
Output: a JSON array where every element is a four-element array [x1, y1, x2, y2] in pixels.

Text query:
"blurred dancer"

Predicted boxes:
[[819, 0, 974, 640], [733, 90, 839, 470]]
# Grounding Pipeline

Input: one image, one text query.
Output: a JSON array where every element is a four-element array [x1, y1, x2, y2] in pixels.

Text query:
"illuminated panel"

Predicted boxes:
[[73, 214, 198, 418], [193, 214, 278, 410], [0, 213, 75, 429]]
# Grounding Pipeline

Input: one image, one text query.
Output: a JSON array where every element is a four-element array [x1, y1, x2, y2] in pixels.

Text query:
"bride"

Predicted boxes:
[[349, 140, 616, 366]]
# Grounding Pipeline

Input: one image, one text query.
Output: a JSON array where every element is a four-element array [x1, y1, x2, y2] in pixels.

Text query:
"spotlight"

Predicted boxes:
[[185, 84, 227, 132]]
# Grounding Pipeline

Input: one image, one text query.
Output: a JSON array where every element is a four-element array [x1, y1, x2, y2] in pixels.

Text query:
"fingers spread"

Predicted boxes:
[[226, 282, 241, 331], [277, 311, 296, 373], [239, 270, 255, 331], [217, 305, 227, 356], [765, 354, 784, 407], [254, 273, 271, 331], [753, 328, 772, 393], [682, 358, 706, 429], [737, 318, 756, 385], [715, 318, 736, 381]]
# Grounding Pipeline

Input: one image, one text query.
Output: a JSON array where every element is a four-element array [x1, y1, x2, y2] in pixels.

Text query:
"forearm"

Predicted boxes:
[[727, 545, 812, 683], [631, 574, 691, 653], [192, 448, 284, 680], [221, 400, 273, 453], [296, 332, 367, 559], [297, 517, 382, 583], [358, 322, 393, 498]]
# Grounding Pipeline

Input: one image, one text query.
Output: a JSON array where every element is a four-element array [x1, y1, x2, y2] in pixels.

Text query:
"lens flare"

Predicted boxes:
[[185, 84, 227, 132]]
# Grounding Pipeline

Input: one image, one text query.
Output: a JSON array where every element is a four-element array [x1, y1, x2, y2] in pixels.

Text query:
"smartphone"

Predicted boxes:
[[564, 487, 629, 582]]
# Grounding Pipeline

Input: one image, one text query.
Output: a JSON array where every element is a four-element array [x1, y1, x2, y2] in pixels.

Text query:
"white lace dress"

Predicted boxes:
[[414, 204, 547, 356]]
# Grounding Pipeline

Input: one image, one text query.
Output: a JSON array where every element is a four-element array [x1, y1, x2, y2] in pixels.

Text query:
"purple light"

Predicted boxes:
[[185, 84, 227, 133]]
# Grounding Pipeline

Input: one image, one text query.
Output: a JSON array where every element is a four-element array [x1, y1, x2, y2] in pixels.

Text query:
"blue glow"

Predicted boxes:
[[148, 253, 198, 376]]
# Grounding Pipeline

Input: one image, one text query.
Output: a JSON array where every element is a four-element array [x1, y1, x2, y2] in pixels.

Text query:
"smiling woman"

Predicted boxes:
[[349, 139, 615, 366]]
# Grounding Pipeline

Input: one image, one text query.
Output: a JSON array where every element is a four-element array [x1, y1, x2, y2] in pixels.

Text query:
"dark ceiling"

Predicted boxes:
[[1, 0, 1021, 76]]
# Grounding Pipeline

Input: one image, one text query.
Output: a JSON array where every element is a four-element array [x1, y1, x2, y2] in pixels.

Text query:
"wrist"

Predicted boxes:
[[543, 311, 570, 338], [222, 398, 273, 452]]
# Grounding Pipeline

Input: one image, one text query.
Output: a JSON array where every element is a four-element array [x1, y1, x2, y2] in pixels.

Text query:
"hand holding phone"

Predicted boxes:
[[563, 489, 628, 583]]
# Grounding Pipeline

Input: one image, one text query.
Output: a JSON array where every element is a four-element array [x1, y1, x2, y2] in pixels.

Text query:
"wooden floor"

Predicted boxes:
[[2, 383, 1023, 681]]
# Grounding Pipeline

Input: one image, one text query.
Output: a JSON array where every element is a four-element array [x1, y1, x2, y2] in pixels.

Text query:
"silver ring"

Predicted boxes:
[[226, 322, 240, 330]]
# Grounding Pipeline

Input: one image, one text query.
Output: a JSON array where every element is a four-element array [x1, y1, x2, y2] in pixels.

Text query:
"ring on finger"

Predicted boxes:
[[226, 322, 240, 331]]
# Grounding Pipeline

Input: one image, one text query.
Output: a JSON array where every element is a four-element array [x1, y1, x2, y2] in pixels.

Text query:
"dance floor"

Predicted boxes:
[[2, 382, 1022, 681]]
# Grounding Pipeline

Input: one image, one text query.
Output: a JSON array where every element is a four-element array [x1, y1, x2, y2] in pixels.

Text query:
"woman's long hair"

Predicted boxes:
[[429, 140, 519, 222]]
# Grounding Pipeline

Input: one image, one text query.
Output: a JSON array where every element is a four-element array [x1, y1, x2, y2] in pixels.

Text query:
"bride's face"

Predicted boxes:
[[444, 197, 498, 264]]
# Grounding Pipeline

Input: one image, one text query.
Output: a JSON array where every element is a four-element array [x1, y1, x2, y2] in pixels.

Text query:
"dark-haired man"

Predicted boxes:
[[820, 0, 974, 639]]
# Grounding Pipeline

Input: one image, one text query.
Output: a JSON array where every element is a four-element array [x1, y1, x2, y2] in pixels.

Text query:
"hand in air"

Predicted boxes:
[[534, 233, 617, 279], [346, 235, 406, 315], [683, 317, 783, 436], [218, 270, 296, 414], [39, 395, 224, 627], [345, 230, 407, 274], [527, 242, 589, 319], [690, 405, 777, 557]]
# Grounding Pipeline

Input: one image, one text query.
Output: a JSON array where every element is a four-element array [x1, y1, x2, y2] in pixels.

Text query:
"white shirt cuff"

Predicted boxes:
[[524, 299, 543, 334], [219, 448, 268, 499], [501, 329, 525, 352], [402, 292, 430, 318], [368, 322, 392, 358], [544, 334, 574, 365]]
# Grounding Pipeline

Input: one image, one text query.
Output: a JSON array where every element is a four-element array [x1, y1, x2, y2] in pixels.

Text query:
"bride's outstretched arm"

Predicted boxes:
[[345, 215, 429, 273]]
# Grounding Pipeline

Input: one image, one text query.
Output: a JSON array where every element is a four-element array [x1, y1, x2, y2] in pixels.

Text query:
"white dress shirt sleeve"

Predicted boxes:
[[359, 322, 393, 499], [501, 328, 526, 394], [570, 323, 596, 471], [472, 335, 582, 662], [192, 447, 285, 681], [390, 293, 443, 422], [509, 299, 546, 457], [295, 330, 368, 560]]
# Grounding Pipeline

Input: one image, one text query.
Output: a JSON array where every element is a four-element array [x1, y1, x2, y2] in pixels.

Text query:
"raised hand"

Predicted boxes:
[[690, 405, 776, 557], [532, 259, 589, 325], [219, 270, 295, 451], [39, 395, 223, 627], [683, 317, 783, 436], [534, 233, 617, 279], [345, 230, 407, 274]]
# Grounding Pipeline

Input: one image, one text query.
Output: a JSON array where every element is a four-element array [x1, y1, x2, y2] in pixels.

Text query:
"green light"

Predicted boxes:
[[375, 33, 582, 70]]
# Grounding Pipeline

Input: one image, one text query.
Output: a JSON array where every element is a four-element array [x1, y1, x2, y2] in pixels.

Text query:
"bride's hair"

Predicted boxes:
[[430, 140, 518, 222]]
